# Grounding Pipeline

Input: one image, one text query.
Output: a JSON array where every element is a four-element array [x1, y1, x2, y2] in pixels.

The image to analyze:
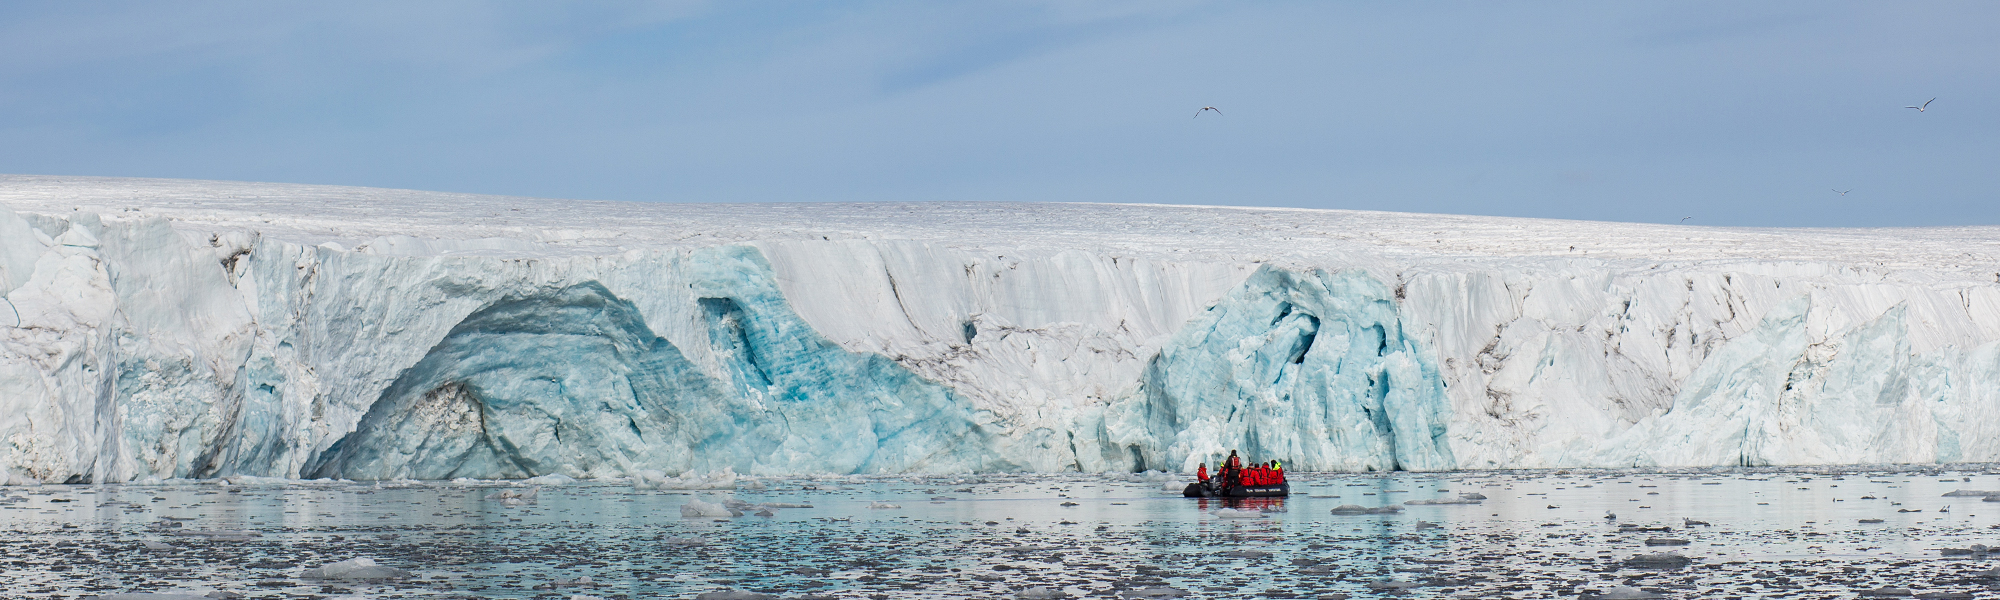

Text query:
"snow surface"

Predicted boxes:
[[5, 174, 2000, 481]]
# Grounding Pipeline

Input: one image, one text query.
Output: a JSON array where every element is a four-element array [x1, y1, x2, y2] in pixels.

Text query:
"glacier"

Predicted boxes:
[[5, 174, 2000, 482]]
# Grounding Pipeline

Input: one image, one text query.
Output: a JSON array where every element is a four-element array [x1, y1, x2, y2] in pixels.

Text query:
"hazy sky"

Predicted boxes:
[[1, 1, 1994, 226]]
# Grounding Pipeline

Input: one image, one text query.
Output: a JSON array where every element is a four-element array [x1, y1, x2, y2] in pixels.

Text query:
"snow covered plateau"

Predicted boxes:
[[5, 175, 2000, 483]]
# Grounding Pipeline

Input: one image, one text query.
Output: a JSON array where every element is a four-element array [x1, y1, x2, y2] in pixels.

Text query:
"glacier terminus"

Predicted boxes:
[[5, 175, 2000, 483]]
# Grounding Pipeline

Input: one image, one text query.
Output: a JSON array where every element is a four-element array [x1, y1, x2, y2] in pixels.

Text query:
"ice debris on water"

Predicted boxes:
[[301, 557, 411, 580], [1623, 552, 1693, 569], [1120, 586, 1190, 598], [484, 486, 540, 503], [1329, 504, 1403, 515], [1117, 470, 1177, 483], [1406, 493, 1486, 505], [521, 473, 575, 485], [533, 575, 594, 589], [663, 536, 707, 547], [1366, 581, 1421, 590], [868, 501, 901, 509], [1590, 586, 1666, 599], [693, 590, 777, 600], [681, 498, 738, 518], [95, 594, 217, 600], [633, 468, 739, 490], [1212, 508, 1264, 519]]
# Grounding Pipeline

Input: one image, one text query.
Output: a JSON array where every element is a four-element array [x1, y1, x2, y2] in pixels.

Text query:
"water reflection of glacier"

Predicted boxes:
[[4, 467, 1998, 599]]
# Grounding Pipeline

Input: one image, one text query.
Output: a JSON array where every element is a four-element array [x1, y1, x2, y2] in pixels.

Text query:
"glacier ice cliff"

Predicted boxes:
[[5, 175, 2000, 481]]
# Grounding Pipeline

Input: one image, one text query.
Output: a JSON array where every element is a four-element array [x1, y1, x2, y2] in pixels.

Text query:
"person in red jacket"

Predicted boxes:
[[1246, 463, 1266, 487], [1270, 460, 1284, 484], [1196, 463, 1210, 483], [1223, 451, 1243, 488]]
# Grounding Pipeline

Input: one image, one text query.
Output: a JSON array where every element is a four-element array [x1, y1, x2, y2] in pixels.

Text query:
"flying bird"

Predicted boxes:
[[1195, 106, 1223, 118], [1833, 189, 1851, 196], [1905, 98, 1935, 112], [1680, 216, 1692, 223]]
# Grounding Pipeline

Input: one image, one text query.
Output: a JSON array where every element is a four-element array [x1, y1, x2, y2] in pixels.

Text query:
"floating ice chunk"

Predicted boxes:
[[176, 531, 258, 542], [1212, 509, 1264, 519], [681, 498, 736, 518], [1406, 494, 1483, 505], [1941, 490, 2000, 497], [1593, 586, 1664, 599], [141, 541, 175, 551], [1365, 581, 1421, 590], [693, 590, 777, 600], [868, 501, 901, 509], [534, 576, 595, 589], [301, 557, 412, 580], [94, 594, 212, 600], [1121, 586, 1189, 598], [762, 502, 813, 508], [1119, 470, 1176, 483], [1161, 481, 1184, 492], [485, 487, 540, 503], [637, 468, 740, 490], [522, 473, 575, 485], [631, 470, 667, 489], [571, 596, 608, 600], [1329, 504, 1402, 515], [663, 536, 708, 546], [1016, 586, 1071, 598], [1623, 552, 1692, 569]]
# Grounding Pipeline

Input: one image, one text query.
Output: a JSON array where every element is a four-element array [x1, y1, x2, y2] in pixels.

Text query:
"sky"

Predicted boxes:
[[0, 1, 1994, 227]]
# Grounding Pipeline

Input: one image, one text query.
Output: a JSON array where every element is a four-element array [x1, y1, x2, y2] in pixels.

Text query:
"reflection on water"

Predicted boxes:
[[4, 466, 2000, 599]]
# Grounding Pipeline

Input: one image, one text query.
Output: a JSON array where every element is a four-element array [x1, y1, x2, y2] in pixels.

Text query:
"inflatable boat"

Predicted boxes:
[[1182, 481, 1290, 498]]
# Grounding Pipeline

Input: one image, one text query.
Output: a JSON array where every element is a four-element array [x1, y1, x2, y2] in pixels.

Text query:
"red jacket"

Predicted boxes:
[[1196, 465, 1209, 482]]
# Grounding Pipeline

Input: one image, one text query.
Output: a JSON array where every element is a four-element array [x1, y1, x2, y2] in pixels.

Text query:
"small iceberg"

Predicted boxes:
[[301, 557, 411, 580]]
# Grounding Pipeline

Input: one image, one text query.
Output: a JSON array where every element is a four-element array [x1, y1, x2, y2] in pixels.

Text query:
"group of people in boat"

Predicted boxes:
[[1189, 449, 1287, 496]]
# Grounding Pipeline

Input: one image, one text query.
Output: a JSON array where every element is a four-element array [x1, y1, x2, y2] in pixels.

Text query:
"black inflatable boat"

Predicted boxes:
[[1182, 481, 1290, 498]]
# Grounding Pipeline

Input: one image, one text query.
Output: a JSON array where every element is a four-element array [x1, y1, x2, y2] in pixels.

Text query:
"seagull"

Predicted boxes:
[[1833, 189, 1851, 196], [1906, 98, 1935, 112], [1195, 106, 1223, 118], [1680, 216, 1692, 223]]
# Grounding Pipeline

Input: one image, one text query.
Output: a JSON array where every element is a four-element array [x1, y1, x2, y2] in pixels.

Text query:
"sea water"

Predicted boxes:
[[5, 466, 1999, 599]]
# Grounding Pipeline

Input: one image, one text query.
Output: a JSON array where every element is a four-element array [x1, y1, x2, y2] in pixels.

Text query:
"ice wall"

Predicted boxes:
[[6, 181, 2000, 481]]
